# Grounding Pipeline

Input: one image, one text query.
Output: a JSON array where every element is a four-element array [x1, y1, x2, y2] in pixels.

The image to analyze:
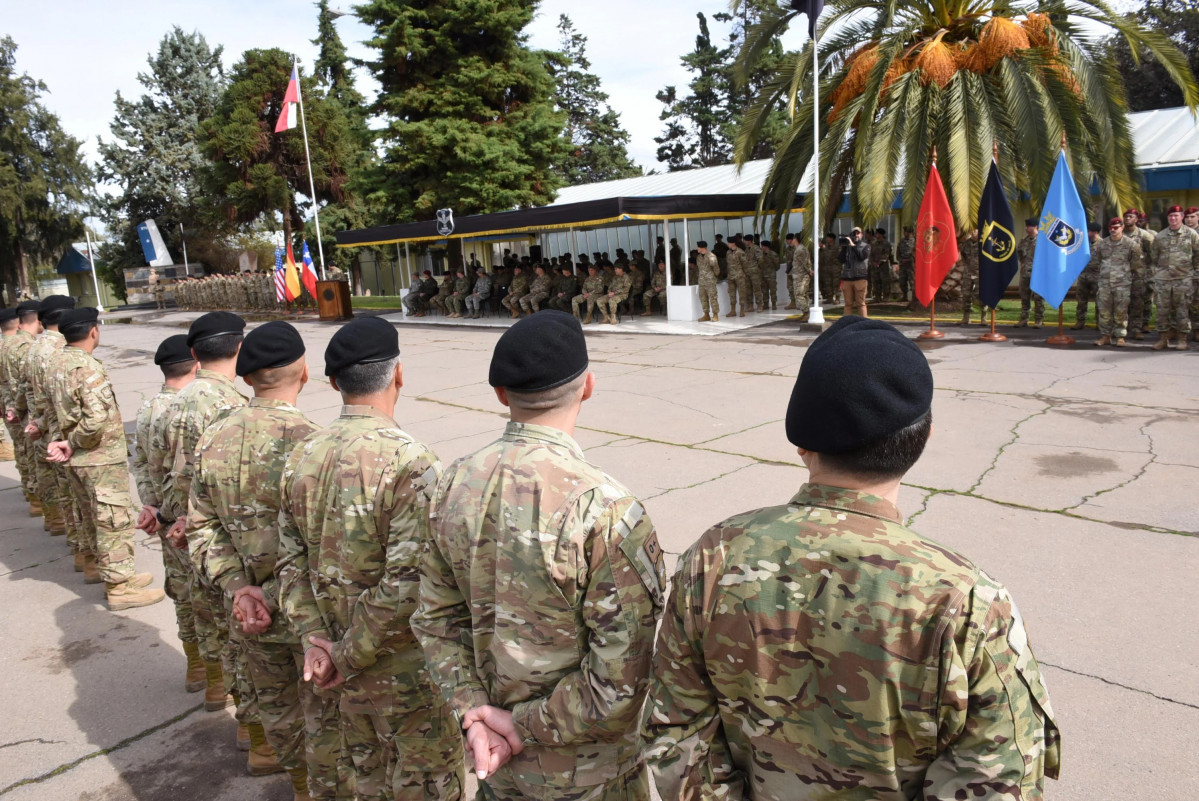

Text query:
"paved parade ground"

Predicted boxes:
[[1, 310, 1196, 800]]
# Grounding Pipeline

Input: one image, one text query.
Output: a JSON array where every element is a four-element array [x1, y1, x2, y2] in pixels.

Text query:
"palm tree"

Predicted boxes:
[[734, 1, 1199, 233]]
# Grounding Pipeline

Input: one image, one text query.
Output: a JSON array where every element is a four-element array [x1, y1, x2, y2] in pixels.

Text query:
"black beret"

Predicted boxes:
[[39, 295, 76, 321], [325, 317, 399, 377], [489, 310, 587, 392], [16, 300, 42, 314], [0, 307, 16, 323], [786, 316, 933, 453], [58, 307, 99, 330], [236, 321, 305, 376], [1025, 217, 1039, 227], [1087, 221, 1102, 233], [154, 334, 193, 366], [696, 240, 709, 248], [187, 311, 246, 347]]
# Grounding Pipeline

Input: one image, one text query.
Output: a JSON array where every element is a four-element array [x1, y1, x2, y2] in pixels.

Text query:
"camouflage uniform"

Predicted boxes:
[[644, 483, 1062, 801], [725, 247, 748, 316], [190, 397, 343, 795], [51, 347, 139, 585], [1074, 243, 1100, 328], [1094, 236, 1141, 340], [1150, 225, 1199, 339], [520, 272, 552, 313], [572, 272, 605, 322], [1, 329, 38, 504], [642, 269, 667, 314], [819, 242, 840, 304], [502, 272, 530, 315], [413, 421, 665, 801], [598, 272, 631, 321], [24, 332, 83, 548], [134, 385, 196, 643], [549, 273, 578, 312], [896, 234, 916, 301], [431, 279, 453, 315], [1017, 233, 1045, 325], [744, 245, 764, 310], [465, 273, 492, 317], [161, 371, 248, 705], [869, 237, 893, 300], [696, 252, 719, 319], [760, 247, 780, 309], [791, 246, 812, 312], [957, 233, 979, 323], [277, 406, 463, 801], [1125, 226, 1155, 334]]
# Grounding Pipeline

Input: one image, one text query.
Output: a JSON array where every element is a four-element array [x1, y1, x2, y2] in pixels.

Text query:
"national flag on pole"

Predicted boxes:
[[914, 162, 959, 307], [274, 65, 300, 133], [300, 241, 319, 299], [284, 242, 302, 302], [273, 247, 286, 302], [977, 161, 1019, 309], [789, 0, 824, 39], [1030, 151, 1091, 308]]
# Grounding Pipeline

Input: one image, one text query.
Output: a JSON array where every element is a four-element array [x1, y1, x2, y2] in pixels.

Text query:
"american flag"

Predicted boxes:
[[274, 247, 286, 302]]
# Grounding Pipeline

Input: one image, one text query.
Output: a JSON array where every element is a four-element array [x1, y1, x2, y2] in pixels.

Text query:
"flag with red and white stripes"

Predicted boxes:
[[274, 65, 300, 133], [274, 247, 286, 302]]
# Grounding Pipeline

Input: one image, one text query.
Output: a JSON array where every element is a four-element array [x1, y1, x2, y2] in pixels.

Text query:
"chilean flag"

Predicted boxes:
[[301, 241, 319, 298], [275, 65, 300, 133]]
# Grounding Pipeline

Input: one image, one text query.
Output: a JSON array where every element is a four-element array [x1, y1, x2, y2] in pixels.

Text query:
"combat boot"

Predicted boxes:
[[1177, 337, 1189, 351], [509, 306, 519, 319], [237, 723, 251, 751], [28, 496, 42, 517], [784, 302, 797, 310], [1152, 333, 1171, 350], [247, 725, 284, 776], [127, 572, 154, 589], [712, 313, 719, 322], [583, 311, 593, 324], [1016, 314, 1028, 327], [1095, 335, 1110, 347], [1071, 320, 1086, 330], [1115, 337, 1127, 347], [697, 314, 711, 322], [1133, 330, 1145, 340], [204, 660, 234, 711], [82, 555, 102, 585], [183, 641, 206, 693], [73, 552, 84, 572], [1032, 317, 1043, 328], [639, 310, 652, 317], [106, 580, 165, 611]]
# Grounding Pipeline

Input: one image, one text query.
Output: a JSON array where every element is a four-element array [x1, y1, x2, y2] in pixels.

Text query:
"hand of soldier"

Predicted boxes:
[[233, 586, 272, 634], [464, 720, 513, 781], [24, 421, 41, 440], [165, 518, 188, 549], [136, 505, 159, 533], [4, 408, 15, 423], [462, 706, 524, 757], [305, 637, 345, 688], [46, 440, 72, 463]]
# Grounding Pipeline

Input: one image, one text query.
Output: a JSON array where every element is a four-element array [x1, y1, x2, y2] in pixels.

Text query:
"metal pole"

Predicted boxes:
[[809, 33, 825, 325], [84, 230, 104, 312], [295, 58, 326, 279], [397, 243, 404, 296], [664, 221, 672, 287], [682, 218, 690, 284], [179, 222, 190, 276]]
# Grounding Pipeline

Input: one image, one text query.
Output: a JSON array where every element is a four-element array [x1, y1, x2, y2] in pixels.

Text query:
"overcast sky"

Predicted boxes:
[[4, 0, 814, 178]]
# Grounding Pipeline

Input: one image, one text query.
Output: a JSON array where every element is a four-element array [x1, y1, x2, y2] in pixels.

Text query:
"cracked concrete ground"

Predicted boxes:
[[1, 311, 1196, 800]]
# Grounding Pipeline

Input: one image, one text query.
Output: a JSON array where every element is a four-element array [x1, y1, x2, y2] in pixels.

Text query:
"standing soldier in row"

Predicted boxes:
[[695, 241, 720, 323], [1073, 222, 1103, 329], [133, 335, 204, 691], [957, 229, 979, 326], [791, 234, 813, 322], [782, 233, 799, 309], [1093, 217, 1141, 347], [47, 308, 166, 610], [1, 302, 41, 516], [1150, 204, 1199, 351], [414, 312, 664, 801], [869, 228, 893, 301], [1124, 208, 1155, 339], [896, 225, 916, 303], [820, 233, 840, 305], [1187, 206, 1199, 340], [1017, 218, 1046, 327], [760, 240, 780, 310], [725, 237, 748, 317], [278, 317, 463, 800]]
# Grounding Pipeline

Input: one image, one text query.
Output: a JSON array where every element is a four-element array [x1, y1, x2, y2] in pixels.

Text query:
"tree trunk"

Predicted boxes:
[[15, 208, 29, 294]]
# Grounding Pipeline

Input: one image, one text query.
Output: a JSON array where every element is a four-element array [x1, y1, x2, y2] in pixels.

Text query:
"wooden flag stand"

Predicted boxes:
[[919, 299, 945, 339], [980, 308, 1006, 341], [1046, 307, 1074, 345]]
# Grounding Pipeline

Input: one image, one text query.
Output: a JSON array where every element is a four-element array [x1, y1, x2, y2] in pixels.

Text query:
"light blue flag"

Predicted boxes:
[[1030, 151, 1091, 308]]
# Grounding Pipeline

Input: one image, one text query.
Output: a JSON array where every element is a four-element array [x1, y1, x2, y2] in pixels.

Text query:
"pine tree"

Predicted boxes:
[[1109, 0, 1199, 111], [313, 0, 365, 109], [550, 15, 640, 185], [0, 36, 92, 300], [97, 27, 225, 298], [356, 0, 565, 222], [655, 13, 735, 171], [721, 1, 788, 161]]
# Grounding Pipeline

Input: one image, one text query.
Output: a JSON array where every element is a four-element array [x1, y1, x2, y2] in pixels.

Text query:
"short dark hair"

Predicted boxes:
[[62, 321, 97, 343], [18, 310, 38, 325], [0, 317, 18, 332], [43, 309, 67, 328], [335, 355, 400, 396], [191, 333, 243, 362], [819, 410, 932, 480], [161, 359, 196, 379]]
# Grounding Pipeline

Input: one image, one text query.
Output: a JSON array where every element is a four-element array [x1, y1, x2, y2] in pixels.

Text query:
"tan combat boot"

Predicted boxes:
[[247, 724, 284, 776], [237, 723, 251, 751], [106, 579, 165, 611], [1152, 333, 1171, 350], [1115, 337, 1127, 347], [1094, 335, 1111, 347], [1177, 337, 1189, 351], [583, 311, 592, 324], [73, 552, 85, 572], [28, 496, 42, 517], [204, 660, 234, 711], [697, 314, 711, 322], [639, 309, 652, 317], [712, 312, 719, 322], [183, 641, 206, 693], [783, 302, 797, 310], [509, 306, 519, 319], [82, 555, 102, 585]]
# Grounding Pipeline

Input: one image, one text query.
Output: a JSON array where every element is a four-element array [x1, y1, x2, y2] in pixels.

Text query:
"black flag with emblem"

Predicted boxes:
[[977, 161, 1019, 309], [790, 0, 824, 39]]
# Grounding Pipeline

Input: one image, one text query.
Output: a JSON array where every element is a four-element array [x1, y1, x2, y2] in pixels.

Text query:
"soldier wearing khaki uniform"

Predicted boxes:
[[1123, 209, 1155, 338], [695, 242, 719, 322], [725, 238, 748, 317], [1, 303, 42, 515], [641, 262, 667, 316], [1017, 219, 1046, 326], [278, 317, 463, 801], [1150, 204, 1199, 350], [1093, 217, 1142, 346], [645, 316, 1061, 801], [414, 311, 664, 801], [792, 242, 813, 321], [572, 265, 605, 324], [597, 264, 631, 324]]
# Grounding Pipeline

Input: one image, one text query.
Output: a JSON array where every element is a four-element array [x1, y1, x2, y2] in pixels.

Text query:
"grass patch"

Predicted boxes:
[[351, 295, 407, 310], [825, 299, 1157, 328]]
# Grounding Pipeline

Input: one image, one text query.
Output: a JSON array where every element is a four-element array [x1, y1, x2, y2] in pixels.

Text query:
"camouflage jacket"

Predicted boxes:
[[818, 244, 838, 278], [644, 483, 1061, 801], [413, 422, 666, 797], [760, 249, 779, 275], [781, 244, 796, 272], [958, 235, 979, 274], [160, 370, 247, 522], [191, 397, 318, 643], [509, 274, 529, 295], [726, 248, 746, 278], [51, 347, 128, 467], [1081, 239, 1102, 280], [870, 239, 893, 265], [629, 267, 646, 294], [276, 405, 448, 715], [743, 246, 763, 277], [556, 274, 579, 298], [896, 236, 916, 265], [132, 385, 178, 507], [1094, 236, 1142, 285], [792, 246, 812, 276], [1, 329, 35, 417], [1018, 234, 1037, 277], [650, 270, 667, 292], [1125, 225, 1155, 270], [696, 252, 719, 283], [528, 274, 551, 295], [579, 274, 604, 296], [607, 273, 632, 298], [22, 331, 67, 436], [1150, 225, 1199, 282]]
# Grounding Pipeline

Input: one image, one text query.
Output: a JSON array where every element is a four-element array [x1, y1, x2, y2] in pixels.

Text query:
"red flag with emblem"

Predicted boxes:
[[914, 163, 959, 307]]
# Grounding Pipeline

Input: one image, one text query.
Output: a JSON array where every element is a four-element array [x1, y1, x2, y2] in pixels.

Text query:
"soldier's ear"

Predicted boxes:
[[580, 372, 596, 403], [393, 361, 404, 392]]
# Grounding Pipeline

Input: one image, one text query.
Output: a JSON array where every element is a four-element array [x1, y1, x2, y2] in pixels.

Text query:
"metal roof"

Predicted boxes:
[[1130, 107, 1199, 168]]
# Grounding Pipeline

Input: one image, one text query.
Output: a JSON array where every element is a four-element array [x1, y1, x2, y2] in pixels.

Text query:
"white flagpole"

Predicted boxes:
[[295, 58, 327, 280], [179, 222, 190, 276], [84, 229, 104, 312], [808, 21, 825, 325]]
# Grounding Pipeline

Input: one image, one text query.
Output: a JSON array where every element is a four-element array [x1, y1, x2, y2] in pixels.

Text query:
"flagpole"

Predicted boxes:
[[294, 57, 327, 280], [981, 140, 1007, 342], [918, 147, 944, 340], [1047, 132, 1075, 346], [808, 22, 824, 325], [85, 229, 104, 313]]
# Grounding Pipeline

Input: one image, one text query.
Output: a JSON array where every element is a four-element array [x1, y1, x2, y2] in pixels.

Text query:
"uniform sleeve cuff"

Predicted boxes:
[[222, 574, 251, 596]]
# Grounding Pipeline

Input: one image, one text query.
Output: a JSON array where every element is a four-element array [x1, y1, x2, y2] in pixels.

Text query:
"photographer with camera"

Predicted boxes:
[[840, 227, 872, 317]]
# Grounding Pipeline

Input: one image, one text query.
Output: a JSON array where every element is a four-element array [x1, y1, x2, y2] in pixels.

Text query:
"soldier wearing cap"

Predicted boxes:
[[413, 311, 665, 801], [132, 335, 202, 688], [1017, 218, 1046, 326], [644, 316, 1061, 800], [159, 311, 249, 720], [896, 225, 916, 302], [0, 303, 40, 516], [277, 317, 463, 801], [1073, 221, 1104, 330], [1188, 208, 1199, 338], [45, 308, 166, 610], [695, 240, 719, 322], [1093, 216, 1142, 347], [1150, 204, 1199, 350], [1123, 208, 1155, 338], [190, 321, 334, 794]]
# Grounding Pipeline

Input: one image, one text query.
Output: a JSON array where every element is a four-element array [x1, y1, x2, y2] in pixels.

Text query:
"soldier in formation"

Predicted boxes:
[[759, 240, 780, 310], [725, 237, 748, 317], [791, 235, 813, 321], [896, 225, 916, 303], [1017, 217, 1046, 327], [1093, 216, 1142, 347], [1073, 223, 1103, 330], [1149, 204, 1199, 350], [597, 263, 631, 324], [1123, 208, 1155, 339], [869, 228, 894, 301], [695, 240, 719, 323], [957, 229, 979, 325]]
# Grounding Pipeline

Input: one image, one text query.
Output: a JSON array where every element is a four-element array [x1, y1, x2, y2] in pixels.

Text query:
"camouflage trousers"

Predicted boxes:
[[697, 278, 718, 317], [477, 761, 649, 801], [1018, 270, 1045, 322], [597, 294, 627, 319], [56, 462, 86, 553], [159, 537, 196, 643], [501, 293, 526, 312], [897, 262, 914, 302], [241, 636, 346, 797], [1130, 273, 1151, 332], [1155, 278, 1193, 335], [5, 421, 34, 499], [465, 293, 490, 314], [340, 706, 464, 801], [70, 463, 137, 585], [431, 294, 452, 315], [1075, 273, 1098, 325], [1191, 275, 1199, 334], [520, 292, 548, 313], [571, 294, 598, 318], [869, 262, 892, 300], [547, 294, 572, 312], [791, 270, 811, 310], [642, 288, 665, 313], [32, 451, 65, 529], [821, 264, 841, 304], [726, 273, 747, 314], [763, 271, 778, 309], [959, 265, 979, 320], [1097, 277, 1131, 338], [402, 294, 427, 315], [745, 270, 764, 310]]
